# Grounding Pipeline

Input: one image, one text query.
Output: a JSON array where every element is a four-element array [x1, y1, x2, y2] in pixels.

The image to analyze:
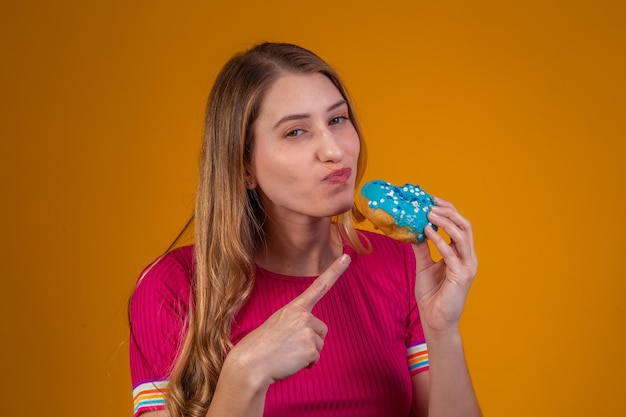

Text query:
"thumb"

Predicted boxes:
[[291, 254, 351, 311], [412, 239, 435, 273]]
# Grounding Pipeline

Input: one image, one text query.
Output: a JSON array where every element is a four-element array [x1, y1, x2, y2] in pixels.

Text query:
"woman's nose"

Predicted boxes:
[[317, 129, 344, 162]]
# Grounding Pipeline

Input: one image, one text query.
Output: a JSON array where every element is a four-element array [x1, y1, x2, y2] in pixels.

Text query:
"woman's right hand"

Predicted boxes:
[[225, 254, 351, 387]]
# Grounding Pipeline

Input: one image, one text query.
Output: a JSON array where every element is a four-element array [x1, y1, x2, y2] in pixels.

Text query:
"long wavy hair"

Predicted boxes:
[[166, 42, 368, 417]]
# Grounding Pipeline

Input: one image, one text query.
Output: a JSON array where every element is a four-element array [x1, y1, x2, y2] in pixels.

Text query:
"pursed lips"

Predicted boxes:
[[322, 167, 352, 184]]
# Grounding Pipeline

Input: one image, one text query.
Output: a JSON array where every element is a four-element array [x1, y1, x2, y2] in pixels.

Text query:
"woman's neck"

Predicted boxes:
[[255, 218, 343, 277]]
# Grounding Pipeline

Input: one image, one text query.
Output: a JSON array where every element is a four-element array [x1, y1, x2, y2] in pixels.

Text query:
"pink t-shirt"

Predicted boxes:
[[129, 230, 429, 416]]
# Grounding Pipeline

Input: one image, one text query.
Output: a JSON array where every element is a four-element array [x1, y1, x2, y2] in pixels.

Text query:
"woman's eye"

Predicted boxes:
[[286, 129, 304, 138], [329, 116, 348, 125]]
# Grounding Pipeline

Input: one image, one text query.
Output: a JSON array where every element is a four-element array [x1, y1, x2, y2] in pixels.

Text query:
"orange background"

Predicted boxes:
[[1, 1, 625, 416]]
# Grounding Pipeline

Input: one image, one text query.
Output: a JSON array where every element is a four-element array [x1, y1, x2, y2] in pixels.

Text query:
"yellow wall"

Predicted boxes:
[[2, 1, 624, 416]]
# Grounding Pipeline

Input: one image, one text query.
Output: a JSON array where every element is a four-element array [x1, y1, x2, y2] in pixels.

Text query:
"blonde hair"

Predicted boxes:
[[166, 42, 368, 417]]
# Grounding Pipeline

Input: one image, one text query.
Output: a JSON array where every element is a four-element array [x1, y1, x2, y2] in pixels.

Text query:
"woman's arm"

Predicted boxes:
[[411, 330, 480, 417], [410, 197, 482, 417], [410, 370, 430, 417], [138, 255, 351, 417]]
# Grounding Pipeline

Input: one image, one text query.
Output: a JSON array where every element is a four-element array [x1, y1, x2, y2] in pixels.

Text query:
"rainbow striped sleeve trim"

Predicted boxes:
[[133, 380, 168, 416], [407, 342, 429, 375]]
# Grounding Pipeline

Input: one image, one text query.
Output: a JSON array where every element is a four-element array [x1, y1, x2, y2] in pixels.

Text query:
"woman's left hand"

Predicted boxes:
[[412, 196, 478, 334]]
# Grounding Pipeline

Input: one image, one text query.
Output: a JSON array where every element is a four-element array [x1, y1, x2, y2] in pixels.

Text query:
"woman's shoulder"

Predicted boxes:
[[356, 229, 413, 254], [134, 245, 195, 294], [353, 229, 415, 270]]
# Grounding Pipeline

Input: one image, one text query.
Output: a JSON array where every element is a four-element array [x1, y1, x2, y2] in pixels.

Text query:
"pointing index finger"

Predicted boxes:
[[292, 254, 351, 312]]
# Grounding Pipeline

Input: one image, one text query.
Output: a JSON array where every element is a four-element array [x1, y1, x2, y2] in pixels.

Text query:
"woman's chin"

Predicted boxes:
[[327, 201, 355, 218]]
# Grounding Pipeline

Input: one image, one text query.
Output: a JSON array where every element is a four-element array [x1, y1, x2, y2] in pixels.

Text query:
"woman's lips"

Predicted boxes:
[[322, 167, 352, 184]]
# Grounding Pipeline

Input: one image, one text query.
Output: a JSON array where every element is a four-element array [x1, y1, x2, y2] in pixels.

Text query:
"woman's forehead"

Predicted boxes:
[[258, 73, 345, 121]]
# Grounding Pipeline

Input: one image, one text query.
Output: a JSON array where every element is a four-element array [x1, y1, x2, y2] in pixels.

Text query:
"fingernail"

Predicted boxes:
[[339, 254, 351, 265]]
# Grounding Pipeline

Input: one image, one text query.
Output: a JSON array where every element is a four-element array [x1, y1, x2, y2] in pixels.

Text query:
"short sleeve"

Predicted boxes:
[[401, 242, 429, 375], [129, 246, 194, 416]]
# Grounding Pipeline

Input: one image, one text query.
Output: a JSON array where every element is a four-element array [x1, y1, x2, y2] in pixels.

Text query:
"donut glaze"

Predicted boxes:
[[360, 180, 436, 243]]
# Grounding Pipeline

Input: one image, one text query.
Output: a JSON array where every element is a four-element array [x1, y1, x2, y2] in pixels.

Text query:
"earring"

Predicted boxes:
[[245, 173, 256, 189]]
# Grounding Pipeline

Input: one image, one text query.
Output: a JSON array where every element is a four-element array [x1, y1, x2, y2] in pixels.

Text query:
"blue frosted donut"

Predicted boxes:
[[360, 180, 437, 243]]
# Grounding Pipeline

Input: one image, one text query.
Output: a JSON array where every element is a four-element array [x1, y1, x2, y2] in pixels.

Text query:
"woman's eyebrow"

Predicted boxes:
[[327, 99, 347, 112], [273, 99, 347, 129], [273, 113, 309, 129]]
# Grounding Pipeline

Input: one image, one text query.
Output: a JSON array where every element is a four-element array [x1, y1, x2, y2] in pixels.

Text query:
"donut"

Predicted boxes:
[[360, 180, 437, 243]]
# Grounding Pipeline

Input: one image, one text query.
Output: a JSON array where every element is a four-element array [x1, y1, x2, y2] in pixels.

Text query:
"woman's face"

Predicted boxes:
[[251, 72, 360, 223]]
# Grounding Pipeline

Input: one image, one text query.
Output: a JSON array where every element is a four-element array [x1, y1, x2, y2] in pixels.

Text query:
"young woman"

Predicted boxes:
[[129, 42, 481, 417]]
